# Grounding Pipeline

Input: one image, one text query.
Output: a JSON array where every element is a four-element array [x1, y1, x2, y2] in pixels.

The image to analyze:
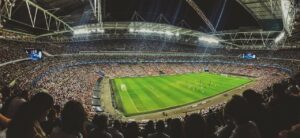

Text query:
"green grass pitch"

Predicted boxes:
[[112, 72, 252, 116]]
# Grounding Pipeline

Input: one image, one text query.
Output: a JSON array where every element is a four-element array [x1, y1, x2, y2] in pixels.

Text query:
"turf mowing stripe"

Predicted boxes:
[[114, 79, 139, 114], [158, 76, 202, 102], [122, 79, 149, 112], [131, 78, 168, 111], [143, 77, 183, 106], [113, 72, 252, 116]]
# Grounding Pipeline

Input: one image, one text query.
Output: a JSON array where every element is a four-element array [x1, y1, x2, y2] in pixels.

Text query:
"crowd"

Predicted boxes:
[[2, 39, 300, 63], [0, 39, 300, 138], [11, 62, 285, 118], [0, 72, 298, 138]]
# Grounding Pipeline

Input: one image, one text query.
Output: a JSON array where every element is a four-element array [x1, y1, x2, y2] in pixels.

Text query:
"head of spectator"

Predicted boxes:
[[53, 104, 61, 116], [7, 92, 54, 138], [242, 89, 264, 105], [272, 83, 286, 99], [47, 108, 57, 122], [92, 114, 109, 131], [113, 120, 122, 131], [170, 118, 184, 138], [224, 95, 251, 125], [185, 113, 207, 138], [125, 121, 140, 138], [144, 120, 155, 135], [292, 72, 300, 86], [61, 100, 86, 135], [0, 85, 11, 101], [156, 120, 166, 133]]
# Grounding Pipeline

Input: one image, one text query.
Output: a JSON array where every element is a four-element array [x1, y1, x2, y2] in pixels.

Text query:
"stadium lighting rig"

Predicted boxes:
[[274, 32, 285, 44], [129, 28, 180, 37], [198, 36, 219, 44], [73, 28, 105, 35]]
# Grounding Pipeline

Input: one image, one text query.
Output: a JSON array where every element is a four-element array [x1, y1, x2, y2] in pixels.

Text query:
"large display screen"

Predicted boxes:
[[25, 48, 42, 61], [241, 53, 256, 59]]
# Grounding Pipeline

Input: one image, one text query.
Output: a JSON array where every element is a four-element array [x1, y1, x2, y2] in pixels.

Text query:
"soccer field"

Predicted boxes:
[[112, 72, 252, 116]]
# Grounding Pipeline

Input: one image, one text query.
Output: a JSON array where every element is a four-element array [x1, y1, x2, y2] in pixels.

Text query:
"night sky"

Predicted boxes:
[[105, 0, 259, 31], [5, 0, 260, 34]]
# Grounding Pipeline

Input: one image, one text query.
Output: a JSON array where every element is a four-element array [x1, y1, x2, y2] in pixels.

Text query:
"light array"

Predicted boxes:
[[129, 28, 180, 36], [198, 36, 219, 44], [73, 28, 105, 35], [274, 32, 285, 44]]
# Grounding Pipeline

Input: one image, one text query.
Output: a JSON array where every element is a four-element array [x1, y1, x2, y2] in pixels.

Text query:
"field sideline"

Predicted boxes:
[[112, 72, 252, 116]]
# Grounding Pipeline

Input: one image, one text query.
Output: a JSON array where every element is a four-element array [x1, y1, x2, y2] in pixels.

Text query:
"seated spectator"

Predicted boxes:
[[242, 89, 272, 138], [7, 92, 54, 138], [278, 123, 300, 138], [267, 83, 300, 137], [108, 120, 124, 138], [124, 122, 141, 138], [142, 120, 155, 138], [185, 113, 207, 138], [50, 100, 86, 138], [215, 117, 235, 138], [147, 120, 170, 138], [5, 90, 28, 118], [88, 114, 112, 138], [41, 108, 59, 135], [169, 118, 184, 138], [224, 95, 261, 138]]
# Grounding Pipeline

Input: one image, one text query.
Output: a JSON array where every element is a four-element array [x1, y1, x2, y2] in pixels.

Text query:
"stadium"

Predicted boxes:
[[0, 0, 300, 138]]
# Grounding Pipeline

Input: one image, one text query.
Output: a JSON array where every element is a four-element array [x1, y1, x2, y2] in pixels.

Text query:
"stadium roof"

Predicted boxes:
[[236, 0, 283, 30], [1, 0, 262, 35]]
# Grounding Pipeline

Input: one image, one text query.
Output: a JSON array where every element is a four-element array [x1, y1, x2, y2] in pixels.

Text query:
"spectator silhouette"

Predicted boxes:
[[147, 120, 170, 138], [224, 95, 261, 138], [7, 92, 54, 138], [124, 122, 141, 138], [242, 89, 272, 138], [142, 120, 155, 138], [169, 118, 184, 138], [88, 114, 112, 138], [109, 120, 124, 138], [268, 83, 300, 137], [185, 113, 207, 138], [50, 100, 86, 138]]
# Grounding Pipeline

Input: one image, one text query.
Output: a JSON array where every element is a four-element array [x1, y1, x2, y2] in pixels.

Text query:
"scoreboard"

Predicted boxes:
[[241, 53, 256, 59], [25, 48, 42, 61]]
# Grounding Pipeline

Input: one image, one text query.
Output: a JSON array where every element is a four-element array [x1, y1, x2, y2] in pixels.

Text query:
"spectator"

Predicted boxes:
[[88, 114, 112, 138], [109, 120, 124, 138], [124, 122, 141, 138], [142, 120, 155, 138], [169, 118, 184, 138], [50, 100, 86, 138], [185, 113, 207, 138], [242, 89, 272, 138], [268, 83, 300, 137], [147, 120, 170, 138], [224, 95, 261, 138], [7, 92, 54, 138], [41, 108, 59, 135]]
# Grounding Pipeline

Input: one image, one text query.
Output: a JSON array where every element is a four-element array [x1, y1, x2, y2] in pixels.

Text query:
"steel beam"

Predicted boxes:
[[89, 0, 103, 27], [186, 0, 216, 32], [24, 0, 73, 31]]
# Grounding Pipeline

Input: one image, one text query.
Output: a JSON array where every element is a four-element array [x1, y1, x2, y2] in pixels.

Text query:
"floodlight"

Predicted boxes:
[[198, 36, 219, 44], [274, 32, 285, 43]]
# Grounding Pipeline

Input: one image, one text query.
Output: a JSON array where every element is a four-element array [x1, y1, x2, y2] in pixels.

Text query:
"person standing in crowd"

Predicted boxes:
[[88, 114, 112, 138], [109, 120, 124, 138], [147, 120, 170, 138], [185, 113, 208, 138], [50, 100, 86, 138], [7, 92, 54, 138], [224, 95, 261, 138], [124, 122, 141, 138]]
